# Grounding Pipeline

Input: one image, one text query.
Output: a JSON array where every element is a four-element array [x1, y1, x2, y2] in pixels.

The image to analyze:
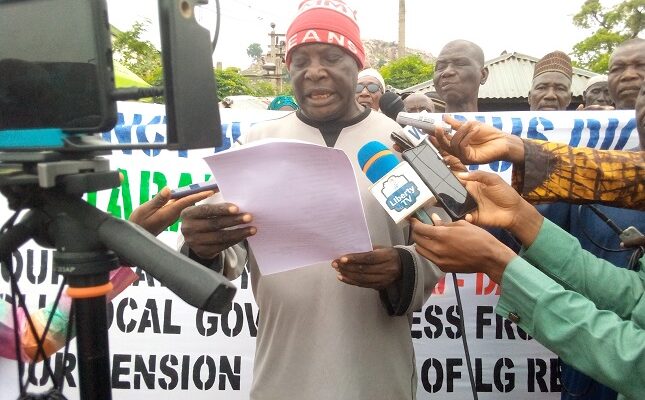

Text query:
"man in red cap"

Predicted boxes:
[[179, 1, 442, 399]]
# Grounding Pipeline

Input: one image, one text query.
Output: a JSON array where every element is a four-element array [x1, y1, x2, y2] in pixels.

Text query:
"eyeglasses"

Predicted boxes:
[[355, 83, 382, 94]]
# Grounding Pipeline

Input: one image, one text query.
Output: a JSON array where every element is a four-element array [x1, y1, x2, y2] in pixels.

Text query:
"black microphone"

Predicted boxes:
[[379, 92, 405, 123]]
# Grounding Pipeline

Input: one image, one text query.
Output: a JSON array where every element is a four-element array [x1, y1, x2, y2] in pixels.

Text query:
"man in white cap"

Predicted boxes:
[[356, 67, 385, 110], [578, 74, 614, 110]]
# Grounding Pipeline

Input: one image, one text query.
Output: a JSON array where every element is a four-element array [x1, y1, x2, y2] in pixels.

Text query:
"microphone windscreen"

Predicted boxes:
[[379, 92, 405, 121], [357, 141, 400, 183]]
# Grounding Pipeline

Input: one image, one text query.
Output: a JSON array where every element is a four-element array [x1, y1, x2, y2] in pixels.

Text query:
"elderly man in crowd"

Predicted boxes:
[[403, 92, 435, 113], [179, 2, 442, 399], [528, 50, 573, 111], [433, 39, 488, 112], [355, 67, 385, 111], [608, 38, 645, 110], [578, 74, 613, 110]]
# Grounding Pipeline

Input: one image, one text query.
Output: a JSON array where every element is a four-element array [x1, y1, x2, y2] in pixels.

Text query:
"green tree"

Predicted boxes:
[[215, 68, 282, 98], [379, 54, 434, 90], [111, 20, 163, 85], [247, 43, 264, 63], [215, 67, 253, 98], [571, 0, 644, 73], [251, 80, 278, 96]]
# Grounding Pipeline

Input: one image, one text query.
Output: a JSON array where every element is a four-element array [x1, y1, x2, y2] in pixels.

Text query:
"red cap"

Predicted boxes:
[[285, 1, 365, 69]]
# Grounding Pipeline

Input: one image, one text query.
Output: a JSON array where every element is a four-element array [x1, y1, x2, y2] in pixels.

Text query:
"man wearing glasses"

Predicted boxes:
[[356, 67, 385, 111]]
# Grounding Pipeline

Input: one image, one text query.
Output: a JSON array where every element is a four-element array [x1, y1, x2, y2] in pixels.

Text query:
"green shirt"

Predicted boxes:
[[496, 218, 644, 400]]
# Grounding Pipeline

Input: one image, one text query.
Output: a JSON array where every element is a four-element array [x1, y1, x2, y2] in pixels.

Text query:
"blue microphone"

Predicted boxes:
[[358, 141, 401, 182], [358, 141, 434, 224]]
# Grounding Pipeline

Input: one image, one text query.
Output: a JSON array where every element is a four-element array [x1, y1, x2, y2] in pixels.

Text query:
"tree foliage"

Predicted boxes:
[[247, 43, 264, 62], [111, 21, 283, 101], [214, 67, 280, 98], [572, 0, 644, 73], [253, 80, 278, 96], [215, 68, 253, 98], [111, 20, 163, 85], [379, 54, 434, 90]]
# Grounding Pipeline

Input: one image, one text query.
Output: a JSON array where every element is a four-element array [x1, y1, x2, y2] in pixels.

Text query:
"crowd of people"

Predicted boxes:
[[2, 0, 643, 399]]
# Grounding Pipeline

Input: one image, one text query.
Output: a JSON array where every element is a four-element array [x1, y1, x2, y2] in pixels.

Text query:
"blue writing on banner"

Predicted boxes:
[[585, 119, 601, 148], [527, 117, 552, 141], [137, 115, 165, 157], [600, 118, 619, 149], [616, 118, 637, 150], [569, 118, 584, 147]]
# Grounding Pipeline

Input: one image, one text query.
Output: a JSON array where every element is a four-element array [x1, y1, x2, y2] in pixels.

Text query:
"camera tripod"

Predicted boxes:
[[0, 151, 236, 399]]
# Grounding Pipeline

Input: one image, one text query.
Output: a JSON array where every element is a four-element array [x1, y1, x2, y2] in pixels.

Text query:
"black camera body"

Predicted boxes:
[[0, 0, 117, 133], [0, 0, 222, 151]]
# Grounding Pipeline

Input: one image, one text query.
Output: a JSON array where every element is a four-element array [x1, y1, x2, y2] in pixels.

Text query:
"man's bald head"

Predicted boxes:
[[403, 93, 435, 113], [441, 40, 485, 66], [433, 40, 488, 112]]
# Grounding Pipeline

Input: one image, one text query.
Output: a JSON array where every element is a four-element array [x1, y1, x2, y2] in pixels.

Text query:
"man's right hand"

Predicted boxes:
[[456, 170, 544, 247], [455, 170, 525, 229], [180, 203, 256, 260], [432, 115, 525, 165]]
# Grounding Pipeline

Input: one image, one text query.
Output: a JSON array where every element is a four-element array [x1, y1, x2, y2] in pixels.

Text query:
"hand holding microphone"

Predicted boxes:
[[357, 139, 476, 222], [434, 115, 526, 165], [454, 170, 544, 247], [378, 97, 468, 172], [410, 217, 515, 285]]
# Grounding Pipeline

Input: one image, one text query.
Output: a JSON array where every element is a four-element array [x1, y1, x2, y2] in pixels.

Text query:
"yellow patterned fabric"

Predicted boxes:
[[512, 139, 645, 210]]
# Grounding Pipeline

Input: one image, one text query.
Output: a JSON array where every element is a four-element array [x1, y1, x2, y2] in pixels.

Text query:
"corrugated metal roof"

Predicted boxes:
[[400, 52, 597, 99]]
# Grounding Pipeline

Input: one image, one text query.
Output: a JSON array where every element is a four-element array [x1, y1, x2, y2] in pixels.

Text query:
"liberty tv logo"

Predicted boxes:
[[381, 175, 421, 212]]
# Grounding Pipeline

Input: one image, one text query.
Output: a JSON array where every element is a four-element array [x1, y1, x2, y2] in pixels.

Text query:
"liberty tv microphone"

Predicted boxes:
[[357, 141, 435, 224]]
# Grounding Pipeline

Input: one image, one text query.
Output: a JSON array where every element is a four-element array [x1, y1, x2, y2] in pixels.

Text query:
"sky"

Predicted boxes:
[[106, 0, 621, 69]]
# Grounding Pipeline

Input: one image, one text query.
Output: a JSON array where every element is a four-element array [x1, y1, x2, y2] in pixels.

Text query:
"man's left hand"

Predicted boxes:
[[411, 214, 515, 284], [129, 187, 214, 236], [332, 247, 402, 290]]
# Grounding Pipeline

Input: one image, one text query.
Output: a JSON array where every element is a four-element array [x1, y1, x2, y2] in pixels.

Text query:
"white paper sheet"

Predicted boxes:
[[203, 139, 373, 275]]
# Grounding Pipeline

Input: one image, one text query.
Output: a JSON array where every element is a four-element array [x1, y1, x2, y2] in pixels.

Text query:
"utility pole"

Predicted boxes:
[[263, 22, 286, 93], [398, 0, 406, 57]]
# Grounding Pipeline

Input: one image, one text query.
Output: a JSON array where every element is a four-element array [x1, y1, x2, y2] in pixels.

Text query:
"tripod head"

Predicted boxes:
[[0, 152, 237, 313]]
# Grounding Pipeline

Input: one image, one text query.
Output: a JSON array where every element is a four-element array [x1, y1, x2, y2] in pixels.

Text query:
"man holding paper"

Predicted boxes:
[[179, 2, 442, 399]]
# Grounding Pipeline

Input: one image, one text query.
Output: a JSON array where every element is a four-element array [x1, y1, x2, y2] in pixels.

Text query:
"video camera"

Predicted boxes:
[[0, 0, 222, 151]]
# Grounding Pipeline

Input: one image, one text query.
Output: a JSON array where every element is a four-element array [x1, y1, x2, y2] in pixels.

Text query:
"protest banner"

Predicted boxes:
[[0, 103, 639, 399]]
